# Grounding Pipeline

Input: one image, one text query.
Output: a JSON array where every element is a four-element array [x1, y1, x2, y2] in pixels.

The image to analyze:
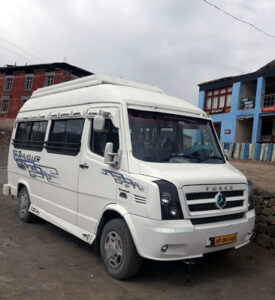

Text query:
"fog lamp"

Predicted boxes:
[[161, 245, 168, 252]]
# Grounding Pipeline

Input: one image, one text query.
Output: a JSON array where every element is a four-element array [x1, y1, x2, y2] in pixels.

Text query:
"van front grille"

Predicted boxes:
[[190, 213, 245, 225], [188, 200, 243, 212], [186, 190, 243, 201], [183, 184, 247, 219]]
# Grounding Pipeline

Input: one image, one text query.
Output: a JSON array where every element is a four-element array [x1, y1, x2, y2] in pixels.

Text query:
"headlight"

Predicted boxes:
[[248, 180, 254, 210], [154, 180, 184, 220]]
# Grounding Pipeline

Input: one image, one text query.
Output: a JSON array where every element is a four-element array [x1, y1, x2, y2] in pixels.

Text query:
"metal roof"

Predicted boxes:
[[198, 59, 275, 91], [0, 62, 92, 77]]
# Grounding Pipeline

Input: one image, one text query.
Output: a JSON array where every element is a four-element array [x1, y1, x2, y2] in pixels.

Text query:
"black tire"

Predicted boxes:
[[100, 218, 141, 280], [18, 187, 36, 222]]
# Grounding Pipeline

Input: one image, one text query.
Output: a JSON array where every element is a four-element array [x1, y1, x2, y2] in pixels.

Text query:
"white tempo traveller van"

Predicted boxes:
[[3, 75, 255, 279]]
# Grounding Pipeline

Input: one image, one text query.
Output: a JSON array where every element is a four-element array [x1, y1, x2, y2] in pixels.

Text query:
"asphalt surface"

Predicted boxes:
[[0, 146, 275, 299]]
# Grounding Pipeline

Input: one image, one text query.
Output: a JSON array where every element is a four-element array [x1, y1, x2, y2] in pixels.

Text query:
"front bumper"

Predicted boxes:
[[2, 184, 10, 196], [125, 210, 255, 261]]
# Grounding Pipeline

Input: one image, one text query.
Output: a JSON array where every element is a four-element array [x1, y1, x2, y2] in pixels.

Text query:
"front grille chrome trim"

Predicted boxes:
[[182, 183, 248, 222]]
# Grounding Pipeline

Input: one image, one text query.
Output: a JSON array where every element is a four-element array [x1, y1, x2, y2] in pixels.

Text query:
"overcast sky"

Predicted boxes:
[[0, 0, 275, 105]]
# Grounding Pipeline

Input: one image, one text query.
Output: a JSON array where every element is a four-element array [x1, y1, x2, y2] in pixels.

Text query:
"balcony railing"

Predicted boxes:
[[263, 94, 275, 108]]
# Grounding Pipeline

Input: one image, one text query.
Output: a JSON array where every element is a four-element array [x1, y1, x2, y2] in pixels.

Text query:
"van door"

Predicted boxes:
[[77, 106, 123, 234], [40, 117, 85, 224]]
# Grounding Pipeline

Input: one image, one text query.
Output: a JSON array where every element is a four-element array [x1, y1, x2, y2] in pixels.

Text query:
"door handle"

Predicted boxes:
[[79, 163, 89, 169]]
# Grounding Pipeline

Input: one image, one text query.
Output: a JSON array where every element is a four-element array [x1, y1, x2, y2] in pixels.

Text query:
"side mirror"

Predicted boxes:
[[94, 115, 105, 132], [104, 142, 122, 168], [223, 149, 229, 160]]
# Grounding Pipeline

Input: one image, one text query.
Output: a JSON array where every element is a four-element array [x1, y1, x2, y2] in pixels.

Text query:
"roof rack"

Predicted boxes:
[[32, 74, 164, 99]]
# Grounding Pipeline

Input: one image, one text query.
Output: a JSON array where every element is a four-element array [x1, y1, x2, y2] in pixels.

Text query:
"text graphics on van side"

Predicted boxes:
[[13, 150, 59, 183], [102, 169, 145, 192]]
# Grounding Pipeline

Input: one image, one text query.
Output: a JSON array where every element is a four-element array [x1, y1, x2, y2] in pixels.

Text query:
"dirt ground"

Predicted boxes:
[[0, 147, 275, 299], [231, 160, 275, 195], [0, 194, 275, 300]]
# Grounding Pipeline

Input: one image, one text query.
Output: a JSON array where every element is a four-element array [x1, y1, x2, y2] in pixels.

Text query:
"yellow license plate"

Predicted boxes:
[[213, 233, 238, 246]]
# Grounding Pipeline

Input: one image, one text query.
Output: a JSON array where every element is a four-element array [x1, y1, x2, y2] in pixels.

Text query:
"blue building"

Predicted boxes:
[[198, 60, 275, 144]]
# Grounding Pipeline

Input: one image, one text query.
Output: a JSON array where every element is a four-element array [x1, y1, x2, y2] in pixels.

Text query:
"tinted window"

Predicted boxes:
[[29, 121, 48, 149], [128, 109, 224, 164], [47, 119, 84, 155], [90, 119, 119, 156], [14, 121, 48, 151]]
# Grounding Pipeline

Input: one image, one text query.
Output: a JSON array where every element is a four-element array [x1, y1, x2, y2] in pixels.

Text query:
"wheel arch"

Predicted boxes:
[[94, 204, 141, 256], [17, 179, 31, 197]]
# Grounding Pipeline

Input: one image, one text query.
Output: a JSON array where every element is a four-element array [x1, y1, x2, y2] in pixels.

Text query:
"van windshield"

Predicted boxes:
[[128, 109, 225, 164]]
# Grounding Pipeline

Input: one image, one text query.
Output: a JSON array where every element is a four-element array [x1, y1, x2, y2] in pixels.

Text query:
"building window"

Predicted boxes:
[[219, 95, 225, 108], [206, 97, 211, 110], [204, 86, 232, 114], [21, 96, 31, 107], [4, 76, 13, 91], [1, 97, 10, 113], [45, 73, 55, 86], [227, 94, 232, 107], [24, 75, 33, 91], [212, 96, 218, 109]]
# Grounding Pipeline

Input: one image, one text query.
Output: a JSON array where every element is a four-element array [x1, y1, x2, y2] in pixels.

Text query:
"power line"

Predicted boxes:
[[0, 26, 55, 62], [0, 35, 45, 63], [0, 43, 36, 64], [201, 0, 275, 38]]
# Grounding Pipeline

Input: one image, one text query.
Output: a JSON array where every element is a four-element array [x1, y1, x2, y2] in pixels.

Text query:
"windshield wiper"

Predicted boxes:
[[198, 155, 224, 163]]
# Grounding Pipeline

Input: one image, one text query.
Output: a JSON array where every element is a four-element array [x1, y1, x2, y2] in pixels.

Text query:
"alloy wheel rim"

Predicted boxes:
[[20, 192, 29, 216], [104, 231, 123, 269]]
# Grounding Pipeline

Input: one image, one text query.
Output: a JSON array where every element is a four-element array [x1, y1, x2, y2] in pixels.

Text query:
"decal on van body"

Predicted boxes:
[[102, 169, 145, 192], [13, 150, 58, 183]]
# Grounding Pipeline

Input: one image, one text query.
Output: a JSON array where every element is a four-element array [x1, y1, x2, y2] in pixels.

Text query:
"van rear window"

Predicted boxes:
[[46, 119, 84, 156], [13, 121, 48, 151]]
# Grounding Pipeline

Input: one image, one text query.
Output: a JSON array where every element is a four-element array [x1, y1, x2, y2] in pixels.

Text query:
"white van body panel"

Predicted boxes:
[[4, 75, 255, 261]]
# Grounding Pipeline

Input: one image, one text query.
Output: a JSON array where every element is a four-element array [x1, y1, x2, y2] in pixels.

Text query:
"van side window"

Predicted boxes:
[[90, 118, 119, 156], [14, 121, 48, 151], [47, 119, 84, 156]]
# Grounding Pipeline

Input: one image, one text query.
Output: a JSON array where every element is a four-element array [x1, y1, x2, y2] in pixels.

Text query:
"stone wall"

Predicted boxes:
[[254, 190, 275, 249], [0, 118, 14, 131]]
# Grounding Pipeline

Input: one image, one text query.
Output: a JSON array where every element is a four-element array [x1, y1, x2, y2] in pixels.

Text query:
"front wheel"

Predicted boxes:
[[18, 187, 36, 222], [100, 218, 141, 280]]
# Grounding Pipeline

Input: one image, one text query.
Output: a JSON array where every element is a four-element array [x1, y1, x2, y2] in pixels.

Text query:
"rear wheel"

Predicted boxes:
[[100, 218, 141, 280], [18, 187, 35, 222]]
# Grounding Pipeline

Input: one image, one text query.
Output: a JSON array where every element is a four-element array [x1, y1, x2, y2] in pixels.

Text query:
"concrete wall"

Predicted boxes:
[[235, 119, 253, 143], [0, 118, 14, 131], [240, 80, 257, 99]]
